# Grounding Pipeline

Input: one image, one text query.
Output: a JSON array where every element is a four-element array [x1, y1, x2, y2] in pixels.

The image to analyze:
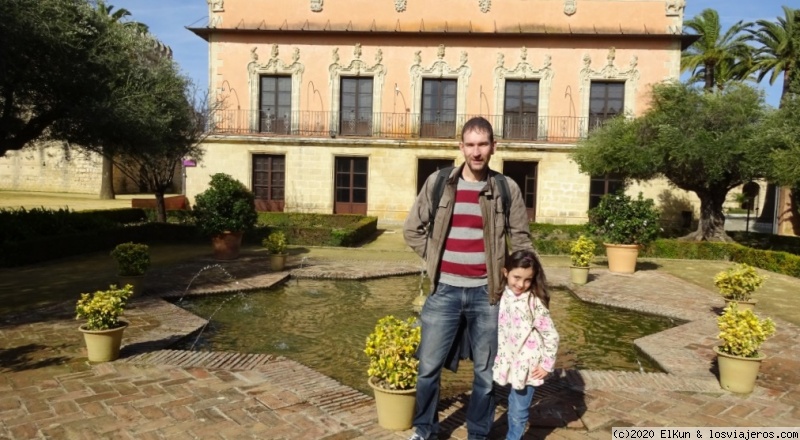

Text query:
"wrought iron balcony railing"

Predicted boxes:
[[208, 110, 608, 143]]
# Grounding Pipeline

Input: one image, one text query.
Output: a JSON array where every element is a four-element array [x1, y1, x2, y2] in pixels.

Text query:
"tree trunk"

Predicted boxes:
[[99, 155, 115, 200], [680, 190, 733, 242], [154, 191, 167, 223], [780, 67, 793, 107], [704, 62, 715, 91]]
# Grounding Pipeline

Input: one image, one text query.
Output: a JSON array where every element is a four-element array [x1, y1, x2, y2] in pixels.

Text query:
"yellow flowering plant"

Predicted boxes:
[[714, 263, 766, 301], [364, 315, 421, 390], [75, 284, 133, 330], [717, 302, 776, 358], [569, 235, 596, 267], [262, 230, 287, 254]]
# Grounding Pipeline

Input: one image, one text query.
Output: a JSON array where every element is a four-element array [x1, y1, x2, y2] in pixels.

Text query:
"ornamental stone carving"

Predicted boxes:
[[493, 48, 554, 137], [665, 0, 685, 33], [409, 45, 471, 118], [395, 0, 407, 12], [328, 44, 387, 134], [665, 0, 685, 17], [579, 47, 640, 128], [311, 0, 323, 12], [208, 0, 224, 12], [564, 0, 576, 16], [479, 0, 491, 13], [247, 45, 305, 130]]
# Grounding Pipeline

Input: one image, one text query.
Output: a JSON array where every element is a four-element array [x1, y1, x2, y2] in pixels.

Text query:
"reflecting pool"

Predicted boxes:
[[174, 275, 676, 396]]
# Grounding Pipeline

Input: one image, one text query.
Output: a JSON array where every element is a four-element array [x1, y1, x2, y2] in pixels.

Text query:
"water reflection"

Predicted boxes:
[[174, 276, 675, 396]]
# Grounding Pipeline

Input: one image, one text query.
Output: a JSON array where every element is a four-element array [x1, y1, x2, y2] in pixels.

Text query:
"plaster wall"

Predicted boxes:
[[209, 36, 677, 123], [208, 0, 683, 35]]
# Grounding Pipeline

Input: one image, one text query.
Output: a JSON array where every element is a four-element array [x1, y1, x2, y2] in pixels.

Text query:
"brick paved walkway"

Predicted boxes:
[[2, 249, 799, 439]]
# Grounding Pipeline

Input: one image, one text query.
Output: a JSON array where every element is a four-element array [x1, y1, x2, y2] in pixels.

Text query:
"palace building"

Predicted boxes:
[[186, 0, 699, 224]]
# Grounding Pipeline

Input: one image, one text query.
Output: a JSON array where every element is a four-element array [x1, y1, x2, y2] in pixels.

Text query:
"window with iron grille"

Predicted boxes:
[[589, 81, 624, 131], [339, 77, 373, 136], [259, 76, 292, 134], [420, 79, 457, 138], [589, 174, 625, 209], [503, 80, 540, 140]]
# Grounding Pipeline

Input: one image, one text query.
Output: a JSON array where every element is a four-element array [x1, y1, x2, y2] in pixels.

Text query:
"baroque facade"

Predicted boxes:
[[188, 0, 701, 224]]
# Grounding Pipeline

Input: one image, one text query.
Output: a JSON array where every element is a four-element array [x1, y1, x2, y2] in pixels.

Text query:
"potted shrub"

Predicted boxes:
[[587, 191, 661, 274], [110, 242, 150, 296], [262, 230, 288, 271], [714, 263, 766, 311], [714, 302, 776, 393], [192, 173, 258, 260], [364, 315, 421, 431], [569, 234, 596, 285], [76, 284, 133, 362]]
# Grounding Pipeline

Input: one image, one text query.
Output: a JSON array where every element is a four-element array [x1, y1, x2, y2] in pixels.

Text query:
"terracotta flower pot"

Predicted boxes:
[[211, 231, 244, 260], [604, 243, 640, 274]]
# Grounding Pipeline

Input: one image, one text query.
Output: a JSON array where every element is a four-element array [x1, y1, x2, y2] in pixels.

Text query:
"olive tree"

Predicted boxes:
[[571, 82, 773, 242], [0, 0, 110, 155], [768, 95, 800, 187], [50, 23, 208, 222]]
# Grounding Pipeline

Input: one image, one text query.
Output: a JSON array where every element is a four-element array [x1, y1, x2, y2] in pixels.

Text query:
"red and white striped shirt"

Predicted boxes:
[[439, 179, 487, 287]]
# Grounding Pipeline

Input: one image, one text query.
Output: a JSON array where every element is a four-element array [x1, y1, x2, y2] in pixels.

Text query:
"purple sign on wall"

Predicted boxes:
[[182, 159, 197, 167]]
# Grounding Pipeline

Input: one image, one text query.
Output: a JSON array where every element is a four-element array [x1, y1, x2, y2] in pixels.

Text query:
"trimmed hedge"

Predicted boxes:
[[535, 237, 800, 278], [728, 231, 800, 254], [0, 207, 147, 244], [85, 208, 147, 225], [0, 223, 202, 268], [529, 223, 588, 240], [142, 209, 194, 224], [5, 205, 800, 278], [254, 213, 378, 247]]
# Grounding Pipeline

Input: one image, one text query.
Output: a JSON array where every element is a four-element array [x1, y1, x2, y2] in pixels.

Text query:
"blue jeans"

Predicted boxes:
[[412, 283, 499, 440], [506, 386, 535, 440]]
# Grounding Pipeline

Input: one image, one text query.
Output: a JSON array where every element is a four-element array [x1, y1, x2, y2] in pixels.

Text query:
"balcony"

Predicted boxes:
[[209, 110, 606, 143]]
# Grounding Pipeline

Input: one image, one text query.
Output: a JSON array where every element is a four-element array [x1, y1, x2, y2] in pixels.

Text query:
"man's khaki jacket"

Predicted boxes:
[[403, 164, 534, 305]]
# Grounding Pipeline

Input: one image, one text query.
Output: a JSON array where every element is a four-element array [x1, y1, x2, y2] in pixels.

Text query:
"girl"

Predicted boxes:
[[493, 250, 560, 440]]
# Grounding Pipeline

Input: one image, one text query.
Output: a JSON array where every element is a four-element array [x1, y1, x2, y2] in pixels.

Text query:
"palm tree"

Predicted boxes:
[[681, 8, 754, 91], [684, 54, 757, 92], [750, 6, 800, 104], [95, 1, 149, 33]]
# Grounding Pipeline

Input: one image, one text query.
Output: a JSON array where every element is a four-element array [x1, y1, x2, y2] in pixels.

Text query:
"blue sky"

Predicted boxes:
[[114, 0, 790, 108]]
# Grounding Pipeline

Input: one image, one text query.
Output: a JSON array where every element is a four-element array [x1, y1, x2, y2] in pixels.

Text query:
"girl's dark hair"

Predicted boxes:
[[504, 249, 550, 308]]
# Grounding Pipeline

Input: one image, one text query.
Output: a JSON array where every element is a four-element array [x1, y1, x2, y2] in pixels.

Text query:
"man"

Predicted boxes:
[[403, 116, 534, 440]]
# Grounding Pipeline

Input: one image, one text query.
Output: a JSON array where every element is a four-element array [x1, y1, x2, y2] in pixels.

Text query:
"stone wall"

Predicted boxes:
[[186, 138, 679, 224], [0, 141, 102, 194], [0, 141, 183, 196]]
